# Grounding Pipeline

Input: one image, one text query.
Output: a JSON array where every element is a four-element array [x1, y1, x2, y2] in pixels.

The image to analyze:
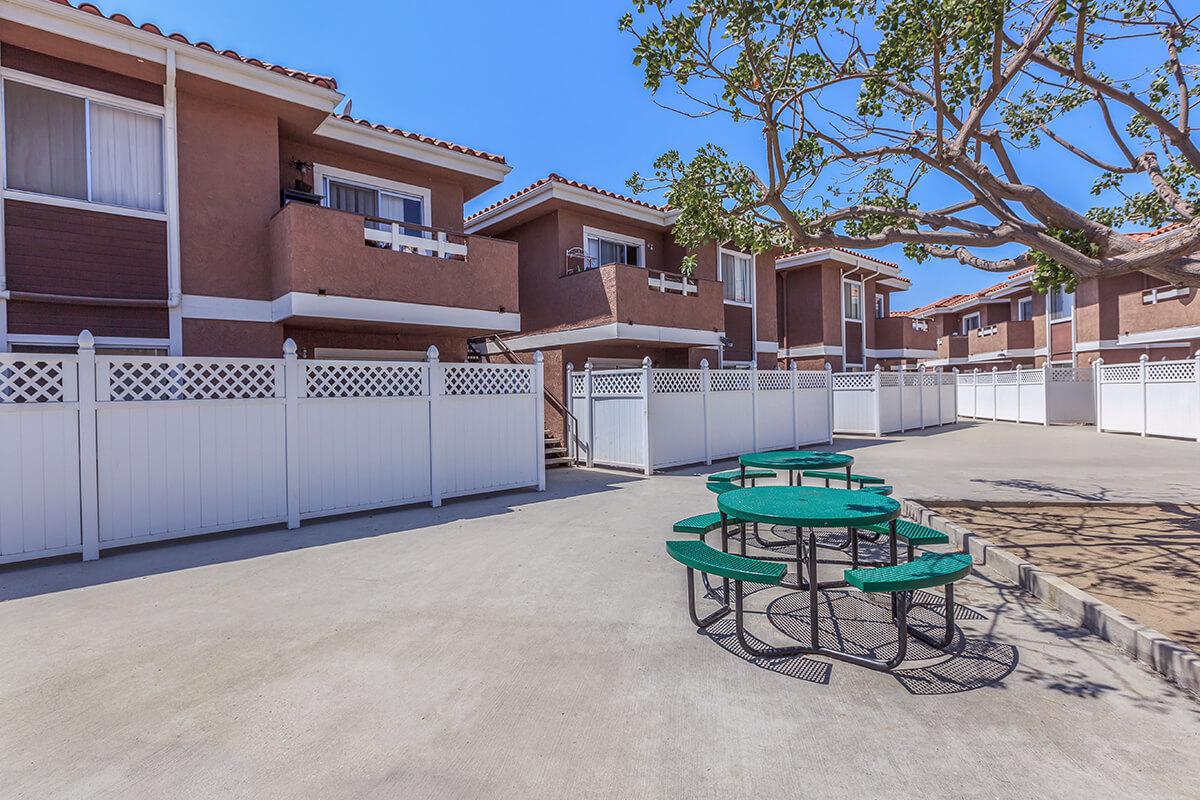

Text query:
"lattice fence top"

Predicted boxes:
[[975, 372, 995, 385], [919, 372, 938, 386], [957, 372, 976, 385], [571, 373, 586, 398], [1050, 368, 1091, 383], [0, 358, 70, 403], [879, 372, 900, 387], [1100, 364, 1141, 383], [795, 371, 829, 389], [443, 364, 532, 395], [709, 370, 752, 392], [995, 371, 1018, 385], [652, 370, 702, 394], [1019, 369, 1045, 384], [104, 358, 278, 401], [305, 362, 426, 398], [1147, 361, 1196, 383], [833, 372, 873, 389], [758, 371, 793, 391], [591, 370, 643, 396]]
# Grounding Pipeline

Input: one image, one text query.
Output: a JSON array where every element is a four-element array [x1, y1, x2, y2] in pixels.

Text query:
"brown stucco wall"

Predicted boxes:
[[178, 89, 280, 301], [0, 44, 162, 104], [182, 319, 284, 358]]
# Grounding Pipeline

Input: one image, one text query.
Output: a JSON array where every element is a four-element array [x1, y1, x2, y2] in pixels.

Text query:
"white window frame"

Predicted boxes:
[[313, 163, 432, 228], [1048, 286, 1074, 323], [842, 278, 864, 322], [0, 67, 168, 221], [717, 247, 754, 307], [1017, 296, 1034, 321], [961, 311, 982, 334], [582, 225, 645, 268]]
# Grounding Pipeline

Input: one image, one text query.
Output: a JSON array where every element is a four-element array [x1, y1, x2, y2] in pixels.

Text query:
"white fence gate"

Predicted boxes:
[[0, 333, 545, 565], [832, 367, 957, 436], [567, 360, 833, 474], [956, 365, 1095, 425], [1095, 354, 1200, 441]]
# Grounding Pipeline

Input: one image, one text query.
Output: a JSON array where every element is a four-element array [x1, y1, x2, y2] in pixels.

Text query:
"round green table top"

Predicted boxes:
[[717, 486, 900, 528], [738, 450, 854, 471]]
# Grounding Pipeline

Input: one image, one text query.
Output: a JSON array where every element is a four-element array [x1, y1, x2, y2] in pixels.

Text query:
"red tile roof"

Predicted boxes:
[[335, 115, 506, 165], [49, 1, 339, 90], [1128, 221, 1186, 241], [468, 173, 668, 221], [781, 246, 900, 270]]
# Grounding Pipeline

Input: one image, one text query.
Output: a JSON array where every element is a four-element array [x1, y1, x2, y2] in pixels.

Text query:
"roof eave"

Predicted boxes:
[[313, 116, 511, 183], [467, 181, 673, 234]]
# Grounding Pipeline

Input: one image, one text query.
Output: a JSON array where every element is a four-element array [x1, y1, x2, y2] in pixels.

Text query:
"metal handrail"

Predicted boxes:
[[475, 335, 583, 461]]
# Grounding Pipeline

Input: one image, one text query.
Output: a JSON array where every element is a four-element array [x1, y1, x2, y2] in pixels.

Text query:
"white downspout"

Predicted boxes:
[[164, 47, 183, 355]]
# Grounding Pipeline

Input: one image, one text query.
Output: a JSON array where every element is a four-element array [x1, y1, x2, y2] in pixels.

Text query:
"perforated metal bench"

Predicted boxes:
[[844, 552, 973, 649], [802, 470, 885, 488], [863, 519, 949, 560], [707, 468, 777, 486]]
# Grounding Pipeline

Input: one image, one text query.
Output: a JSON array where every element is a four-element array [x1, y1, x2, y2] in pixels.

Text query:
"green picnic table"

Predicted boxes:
[[737, 450, 854, 486], [714, 485, 907, 667]]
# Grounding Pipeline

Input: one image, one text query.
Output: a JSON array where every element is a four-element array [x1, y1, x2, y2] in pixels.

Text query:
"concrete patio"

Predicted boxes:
[[0, 423, 1197, 799]]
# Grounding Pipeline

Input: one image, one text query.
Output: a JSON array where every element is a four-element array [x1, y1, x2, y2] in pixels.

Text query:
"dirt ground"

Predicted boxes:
[[930, 503, 1200, 650]]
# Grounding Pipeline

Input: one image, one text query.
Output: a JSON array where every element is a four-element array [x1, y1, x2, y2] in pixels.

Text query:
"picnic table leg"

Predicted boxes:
[[794, 527, 807, 589], [850, 527, 859, 568], [808, 529, 820, 649], [845, 465, 852, 486], [889, 518, 900, 618], [720, 512, 731, 606]]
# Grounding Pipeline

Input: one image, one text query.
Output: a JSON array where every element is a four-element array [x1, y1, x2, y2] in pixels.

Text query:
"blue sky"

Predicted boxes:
[[107, 0, 1122, 308]]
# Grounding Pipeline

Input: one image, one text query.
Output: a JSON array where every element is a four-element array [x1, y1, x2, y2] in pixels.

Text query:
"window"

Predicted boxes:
[[875, 295, 886, 319], [1017, 297, 1034, 321], [1049, 286, 1074, 321], [843, 280, 863, 321], [719, 251, 753, 304], [961, 312, 981, 334], [584, 228, 642, 269], [324, 176, 424, 237], [3, 79, 164, 212]]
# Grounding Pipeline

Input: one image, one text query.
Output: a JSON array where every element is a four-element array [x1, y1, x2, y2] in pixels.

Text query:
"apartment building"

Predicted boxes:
[[775, 248, 929, 371], [0, 0, 517, 360], [907, 224, 1199, 368], [465, 174, 779, 433]]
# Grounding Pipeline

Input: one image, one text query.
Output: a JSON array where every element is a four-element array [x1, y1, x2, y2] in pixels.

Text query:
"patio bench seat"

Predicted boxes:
[[673, 512, 742, 534], [844, 552, 973, 593], [863, 520, 949, 546], [860, 485, 893, 496], [706, 480, 739, 495], [666, 540, 787, 584], [802, 470, 885, 486], [708, 468, 777, 483]]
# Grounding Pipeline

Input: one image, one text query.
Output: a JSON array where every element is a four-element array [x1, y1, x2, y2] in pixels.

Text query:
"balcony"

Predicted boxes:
[[550, 261, 725, 345], [936, 333, 969, 361], [1118, 285, 1199, 338], [268, 202, 519, 332], [968, 319, 1034, 357], [875, 316, 937, 354]]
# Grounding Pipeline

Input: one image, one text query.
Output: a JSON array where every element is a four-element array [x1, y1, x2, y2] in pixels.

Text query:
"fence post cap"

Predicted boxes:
[[533, 350, 544, 364], [77, 330, 95, 350], [824, 362, 832, 371], [584, 361, 593, 372], [700, 358, 709, 369], [952, 367, 959, 373], [874, 364, 882, 372], [426, 345, 440, 363], [642, 356, 653, 367], [282, 338, 297, 357], [992, 366, 999, 372], [1015, 363, 1022, 371], [1094, 357, 1104, 365], [1139, 353, 1150, 363], [789, 361, 797, 371], [566, 361, 574, 372]]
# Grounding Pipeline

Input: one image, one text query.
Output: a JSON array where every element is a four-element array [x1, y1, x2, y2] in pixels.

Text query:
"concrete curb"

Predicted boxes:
[[902, 499, 1200, 696]]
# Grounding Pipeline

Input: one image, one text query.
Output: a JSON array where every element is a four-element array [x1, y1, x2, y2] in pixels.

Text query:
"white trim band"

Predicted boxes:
[[487, 323, 724, 352]]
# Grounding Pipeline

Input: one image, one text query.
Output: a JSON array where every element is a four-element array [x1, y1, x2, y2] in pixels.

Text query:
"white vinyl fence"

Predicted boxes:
[[956, 365, 1095, 425], [832, 367, 957, 436], [1095, 354, 1200, 441], [567, 360, 833, 474], [0, 332, 545, 565]]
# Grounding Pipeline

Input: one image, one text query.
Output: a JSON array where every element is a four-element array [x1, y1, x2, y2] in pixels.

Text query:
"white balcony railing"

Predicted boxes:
[[363, 216, 469, 259], [647, 270, 697, 296], [911, 318, 929, 332], [1142, 285, 1191, 304], [977, 325, 998, 337]]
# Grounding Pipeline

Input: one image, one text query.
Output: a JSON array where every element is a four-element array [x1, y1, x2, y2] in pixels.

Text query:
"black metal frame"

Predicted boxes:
[[681, 528, 958, 671]]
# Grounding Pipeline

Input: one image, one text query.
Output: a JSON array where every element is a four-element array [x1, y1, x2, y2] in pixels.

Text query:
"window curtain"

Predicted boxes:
[[723, 253, 750, 303], [380, 192, 423, 238], [89, 102, 164, 211], [4, 80, 87, 200]]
